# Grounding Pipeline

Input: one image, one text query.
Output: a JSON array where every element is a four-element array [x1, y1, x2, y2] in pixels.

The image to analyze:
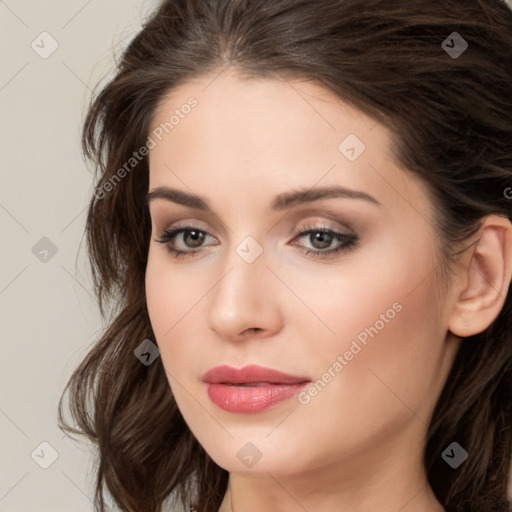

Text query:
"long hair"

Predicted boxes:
[[58, 1, 512, 511]]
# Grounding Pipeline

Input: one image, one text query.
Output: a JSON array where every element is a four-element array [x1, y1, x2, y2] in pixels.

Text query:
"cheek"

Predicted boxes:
[[145, 249, 203, 334], [296, 248, 444, 444], [145, 254, 172, 337], [145, 251, 213, 379]]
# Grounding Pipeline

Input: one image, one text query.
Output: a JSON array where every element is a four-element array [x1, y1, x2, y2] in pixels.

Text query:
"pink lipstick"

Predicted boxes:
[[202, 364, 311, 413]]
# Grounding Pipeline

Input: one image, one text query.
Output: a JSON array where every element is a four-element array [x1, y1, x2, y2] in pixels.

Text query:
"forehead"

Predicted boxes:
[[149, 69, 387, 157], [147, 70, 434, 221]]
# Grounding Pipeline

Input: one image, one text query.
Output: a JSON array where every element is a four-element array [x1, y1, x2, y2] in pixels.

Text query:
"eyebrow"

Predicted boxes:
[[145, 185, 382, 211]]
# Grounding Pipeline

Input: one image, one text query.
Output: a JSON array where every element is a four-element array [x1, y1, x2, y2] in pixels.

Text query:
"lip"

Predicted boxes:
[[202, 364, 311, 413], [202, 364, 310, 385]]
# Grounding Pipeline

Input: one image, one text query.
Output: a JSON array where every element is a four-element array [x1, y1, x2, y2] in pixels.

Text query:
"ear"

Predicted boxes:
[[448, 215, 512, 337]]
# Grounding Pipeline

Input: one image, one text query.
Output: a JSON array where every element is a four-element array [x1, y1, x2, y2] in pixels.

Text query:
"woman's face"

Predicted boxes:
[[145, 69, 460, 479]]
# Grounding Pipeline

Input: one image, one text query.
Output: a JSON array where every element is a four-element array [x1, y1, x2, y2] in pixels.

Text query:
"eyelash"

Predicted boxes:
[[154, 223, 359, 260]]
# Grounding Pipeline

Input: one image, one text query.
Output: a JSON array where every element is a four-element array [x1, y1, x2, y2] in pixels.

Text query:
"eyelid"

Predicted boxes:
[[150, 208, 228, 238], [156, 219, 213, 236], [294, 217, 355, 235]]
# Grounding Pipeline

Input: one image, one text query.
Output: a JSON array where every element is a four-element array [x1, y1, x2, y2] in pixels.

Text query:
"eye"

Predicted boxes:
[[154, 226, 216, 258], [290, 224, 359, 259]]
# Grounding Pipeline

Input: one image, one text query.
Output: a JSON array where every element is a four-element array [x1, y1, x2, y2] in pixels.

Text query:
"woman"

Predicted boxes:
[[59, 1, 512, 511]]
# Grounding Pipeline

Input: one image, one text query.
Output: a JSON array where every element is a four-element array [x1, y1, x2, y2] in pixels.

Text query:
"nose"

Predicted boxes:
[[206, 248, 284, 342]]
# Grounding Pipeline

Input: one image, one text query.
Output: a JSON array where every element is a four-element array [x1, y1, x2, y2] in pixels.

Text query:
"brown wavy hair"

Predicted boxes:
[[58, 0, 512, 511]]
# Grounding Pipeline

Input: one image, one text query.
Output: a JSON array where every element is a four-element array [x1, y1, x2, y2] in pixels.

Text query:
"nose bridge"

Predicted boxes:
[[206, 237, 282, 338]]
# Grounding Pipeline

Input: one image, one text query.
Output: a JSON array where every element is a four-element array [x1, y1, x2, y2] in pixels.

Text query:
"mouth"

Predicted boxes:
[[202, 365, 311, 413]]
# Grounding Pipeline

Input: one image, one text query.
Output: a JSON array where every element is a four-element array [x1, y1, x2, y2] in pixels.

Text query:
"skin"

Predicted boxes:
[[145, 68, 512, 512]]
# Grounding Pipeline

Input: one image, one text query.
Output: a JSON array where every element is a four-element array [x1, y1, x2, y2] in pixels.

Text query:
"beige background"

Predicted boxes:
[[1, 1, 511, 511]]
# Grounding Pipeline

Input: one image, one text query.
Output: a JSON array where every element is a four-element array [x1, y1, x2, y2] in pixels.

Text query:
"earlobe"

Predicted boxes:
[[448, 215, 512, 338]]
